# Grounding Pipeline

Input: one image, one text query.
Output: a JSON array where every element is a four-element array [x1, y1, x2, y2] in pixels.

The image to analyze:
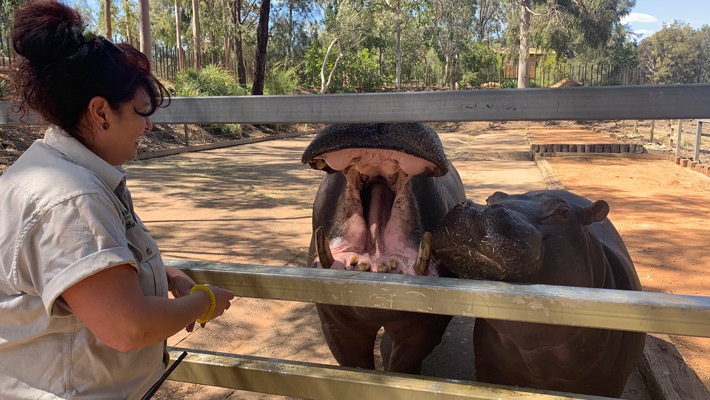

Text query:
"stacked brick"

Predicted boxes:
[[531, 143, 646, 156], [672, 156, 710, 178]]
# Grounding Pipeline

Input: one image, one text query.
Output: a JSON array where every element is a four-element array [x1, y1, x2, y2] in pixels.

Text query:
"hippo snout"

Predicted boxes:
[[432, 201, 543, 282]]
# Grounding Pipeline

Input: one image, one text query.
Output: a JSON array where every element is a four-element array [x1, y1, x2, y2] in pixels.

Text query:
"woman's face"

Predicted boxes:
[[92, 90, 153, 166]]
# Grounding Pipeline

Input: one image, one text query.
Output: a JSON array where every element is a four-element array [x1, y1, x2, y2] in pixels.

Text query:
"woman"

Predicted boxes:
[[0, 1, 235, 398]]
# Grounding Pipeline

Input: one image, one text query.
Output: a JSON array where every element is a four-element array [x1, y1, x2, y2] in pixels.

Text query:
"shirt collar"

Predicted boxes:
[[42, 125, 126, 191]]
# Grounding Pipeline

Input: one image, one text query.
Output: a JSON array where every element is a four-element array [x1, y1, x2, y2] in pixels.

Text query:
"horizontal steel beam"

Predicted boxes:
[[165, 260, 710, 338], [2, 84, 710, 125], [164, 348, 608, 400]]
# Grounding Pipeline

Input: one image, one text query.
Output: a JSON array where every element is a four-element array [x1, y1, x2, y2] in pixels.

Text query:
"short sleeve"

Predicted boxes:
[[15, 192, 138, 317]]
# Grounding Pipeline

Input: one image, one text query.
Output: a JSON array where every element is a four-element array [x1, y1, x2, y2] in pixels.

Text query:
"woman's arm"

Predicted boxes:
[[61, 264, 234, 352]]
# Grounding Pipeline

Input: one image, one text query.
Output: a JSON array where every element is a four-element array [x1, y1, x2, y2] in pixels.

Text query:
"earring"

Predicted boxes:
[[102, 122, 109, 130]]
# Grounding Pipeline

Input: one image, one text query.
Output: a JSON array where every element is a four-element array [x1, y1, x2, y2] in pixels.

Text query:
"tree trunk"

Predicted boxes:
[[231, 0, 247, 87], [287, 3, 293, 67], [443, 53, 450, 88], [395, 25, 402, 91], [124, 0, 133, 47], [252, 0, 270, 95], [324, 51, 343, 94], [104, 0, 112, 39], [175, 1, 185, 69], [138, 0, 151, 64], [221, 0, 230, 70], [320, 37, 339, 94], [517, 0, 530, 88], [192, 0, 201, 69]]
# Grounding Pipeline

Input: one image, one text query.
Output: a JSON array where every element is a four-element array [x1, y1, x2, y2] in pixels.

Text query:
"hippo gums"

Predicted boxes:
[[302, 123, 466, 374], [431, 190, 646, 397]]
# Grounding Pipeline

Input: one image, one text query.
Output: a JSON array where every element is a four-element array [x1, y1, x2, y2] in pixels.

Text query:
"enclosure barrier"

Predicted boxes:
[[2, 84, 710, 399], [675, 119, 710, 163]]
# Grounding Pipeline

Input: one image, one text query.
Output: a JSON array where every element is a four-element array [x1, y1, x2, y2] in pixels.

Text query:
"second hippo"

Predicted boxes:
[[431, 190, 646, 397], [302, 123, 466, 374]]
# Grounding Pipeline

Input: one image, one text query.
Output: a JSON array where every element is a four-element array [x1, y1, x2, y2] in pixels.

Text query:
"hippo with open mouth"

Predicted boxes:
[[302, 123, 466, 374], [431, 190, 646, 397]]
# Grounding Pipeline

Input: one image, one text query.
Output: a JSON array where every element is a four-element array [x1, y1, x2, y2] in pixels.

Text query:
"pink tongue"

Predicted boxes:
[[367, 183, 394, 253]]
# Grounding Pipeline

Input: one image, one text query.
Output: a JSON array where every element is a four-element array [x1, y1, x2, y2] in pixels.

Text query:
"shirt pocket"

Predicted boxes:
[[125, 223, 166, 297]]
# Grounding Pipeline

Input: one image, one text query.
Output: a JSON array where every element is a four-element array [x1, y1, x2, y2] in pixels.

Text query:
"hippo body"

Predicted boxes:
[[432, 190, 646, 397], [303, 123, 466, 374]]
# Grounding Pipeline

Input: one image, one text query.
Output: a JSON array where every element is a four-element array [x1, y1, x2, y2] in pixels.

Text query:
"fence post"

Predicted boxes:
[[695, 120, 703, 162], [677, 120, 683, 157], [650, 120, 655, 142], [184, 124, 190, 147]]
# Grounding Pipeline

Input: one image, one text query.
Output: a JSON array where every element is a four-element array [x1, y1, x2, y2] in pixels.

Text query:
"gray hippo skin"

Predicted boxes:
[[431, 190, 646, 397], [302, 123, 466, 374]]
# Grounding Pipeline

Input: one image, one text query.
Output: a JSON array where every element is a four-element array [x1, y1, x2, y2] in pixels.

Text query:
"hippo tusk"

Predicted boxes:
[[315, 226, 335, 269], [413, 232, 432, 276], [376, 261, 389, 273]]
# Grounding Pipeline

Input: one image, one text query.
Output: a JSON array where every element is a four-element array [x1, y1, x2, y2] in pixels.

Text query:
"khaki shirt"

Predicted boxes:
[[0, 126, 168, 399]]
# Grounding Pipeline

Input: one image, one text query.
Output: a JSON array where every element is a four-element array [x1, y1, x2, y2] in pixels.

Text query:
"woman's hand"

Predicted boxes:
[[166, 266, 196, 298], [165, 266, 235, 332]]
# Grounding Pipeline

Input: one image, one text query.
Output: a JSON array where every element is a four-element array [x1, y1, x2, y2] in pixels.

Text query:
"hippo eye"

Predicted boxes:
[[538, 204, 571, 224], [557, 206, 570, 218]]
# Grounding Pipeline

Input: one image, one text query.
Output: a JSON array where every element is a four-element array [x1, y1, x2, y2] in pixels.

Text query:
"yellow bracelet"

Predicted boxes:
[[190, 284, 216, 324]]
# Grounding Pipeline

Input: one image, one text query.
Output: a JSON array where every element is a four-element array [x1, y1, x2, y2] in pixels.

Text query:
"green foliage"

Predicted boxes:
[[639, 21, 705, 84], [175, 65, 248, 96], [303, 40, 329, 90], [174, 65, 246, 137], [0, 77, 10, 100], [265, 62, 300, 95], [500, 79, 518, 89], [341, 48, 385, 92], [500, 79, 537, 89], [459, 42, 499, 87]]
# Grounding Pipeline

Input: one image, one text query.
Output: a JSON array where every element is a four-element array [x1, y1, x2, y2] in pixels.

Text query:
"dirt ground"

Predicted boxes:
[[1, 120, 709, 398]]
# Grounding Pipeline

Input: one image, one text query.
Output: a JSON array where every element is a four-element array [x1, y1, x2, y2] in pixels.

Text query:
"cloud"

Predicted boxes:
[[634, 29, 656, 35], [621, 13, 659, 25]]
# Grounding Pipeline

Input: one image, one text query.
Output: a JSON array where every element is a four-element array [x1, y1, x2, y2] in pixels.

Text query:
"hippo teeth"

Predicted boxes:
[[315, 226, 335, 269], [413, 232, 432, 276]]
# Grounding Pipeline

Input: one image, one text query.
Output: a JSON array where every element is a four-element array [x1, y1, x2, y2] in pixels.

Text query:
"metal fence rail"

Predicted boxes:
[[2, 84, 710, 125], [3, 85, 710, 399], [164, 348, 608, 400], [166, 260, 710, 338]]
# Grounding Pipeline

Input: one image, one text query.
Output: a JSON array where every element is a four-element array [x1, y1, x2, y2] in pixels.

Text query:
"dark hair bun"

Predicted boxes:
[[12, 0, 85, 68]]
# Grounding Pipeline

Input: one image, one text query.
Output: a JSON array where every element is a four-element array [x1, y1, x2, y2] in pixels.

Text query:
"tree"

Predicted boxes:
[[252, 0, 271, 95], [104, 0, 112, 39], [191, 0, 201, 68], [375, 0, 425, 91], [229, 0, 260, 86], [476, 0, 504, 43], [138, 0, 152, 63], [516, 0, 530, 88], [429, 0, 476, 89], [639, 21, 704, 84], [175, 0, 185, 68], [506, 0, 635, 87], [0, 0, 24, 62], [316, 0, 375, 93]]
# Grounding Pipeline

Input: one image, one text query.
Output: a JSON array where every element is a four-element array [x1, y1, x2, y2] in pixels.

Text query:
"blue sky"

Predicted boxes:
[[622, 0, 709, 40]]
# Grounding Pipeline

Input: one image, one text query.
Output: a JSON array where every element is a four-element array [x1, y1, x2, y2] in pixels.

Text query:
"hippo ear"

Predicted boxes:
[[486, 191, 509, 205], [583, 200, 609, 225]]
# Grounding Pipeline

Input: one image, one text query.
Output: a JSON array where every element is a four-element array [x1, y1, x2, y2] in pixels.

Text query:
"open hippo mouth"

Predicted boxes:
[[432, 199, 543, 281], [311, 148, 438, 276], [303, 123, 452, 277]]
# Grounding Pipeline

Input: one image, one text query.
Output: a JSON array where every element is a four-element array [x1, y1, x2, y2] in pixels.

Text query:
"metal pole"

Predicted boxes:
[[650, 120, 655, 142], [695, 120, 703, 162], [677, 120, 682, 157]]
